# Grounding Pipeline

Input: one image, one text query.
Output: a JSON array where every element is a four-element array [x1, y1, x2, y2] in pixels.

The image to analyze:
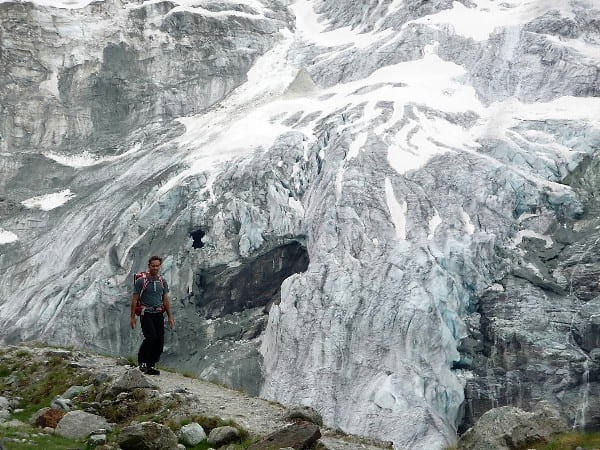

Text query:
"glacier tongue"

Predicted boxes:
[[1, 0, 600, 448]]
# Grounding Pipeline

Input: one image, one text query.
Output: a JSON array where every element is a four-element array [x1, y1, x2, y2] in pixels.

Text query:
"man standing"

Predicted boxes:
[[130, 256, 175, 375]]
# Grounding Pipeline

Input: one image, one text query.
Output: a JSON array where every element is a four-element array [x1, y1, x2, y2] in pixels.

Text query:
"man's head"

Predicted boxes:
[[148, 256, 162, 277]]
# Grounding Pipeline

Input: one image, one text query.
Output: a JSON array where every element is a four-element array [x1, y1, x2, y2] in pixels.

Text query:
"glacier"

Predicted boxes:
[[1, 0, 600, 448]]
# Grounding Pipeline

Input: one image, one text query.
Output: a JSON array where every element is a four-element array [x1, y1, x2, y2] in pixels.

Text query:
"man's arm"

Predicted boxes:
[[163, 293, 174, 329], [130, 293, 139, 329]]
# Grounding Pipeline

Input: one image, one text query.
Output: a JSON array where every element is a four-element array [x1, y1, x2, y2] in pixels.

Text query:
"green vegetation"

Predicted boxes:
[[0, 424, 83, 450], [165, 414, 255, 448], [527, 431, 600, 449], [0, 346, 259, 450], [0, 352, 91, 422]]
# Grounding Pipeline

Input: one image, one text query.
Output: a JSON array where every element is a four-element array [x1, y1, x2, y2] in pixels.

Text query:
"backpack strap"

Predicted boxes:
[[138, 274, 166, 314]]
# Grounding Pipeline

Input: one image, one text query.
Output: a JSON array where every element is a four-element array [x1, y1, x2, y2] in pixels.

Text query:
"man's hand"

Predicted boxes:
[[130, 316, 137, 329], [168, 317, 175, 330]]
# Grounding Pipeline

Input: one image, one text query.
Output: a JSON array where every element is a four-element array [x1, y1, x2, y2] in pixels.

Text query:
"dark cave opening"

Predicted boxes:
[[194, 241, 309, 319], [190, 228, 205, 249]]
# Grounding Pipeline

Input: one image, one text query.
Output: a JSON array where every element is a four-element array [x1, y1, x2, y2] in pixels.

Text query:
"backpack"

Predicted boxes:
[[134, 271, 165, 316]]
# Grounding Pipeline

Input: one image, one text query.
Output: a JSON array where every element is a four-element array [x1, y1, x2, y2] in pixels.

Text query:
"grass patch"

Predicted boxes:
[[528, 432, 600, 449], [0, 424, 83, 450], [156, 364, 177, 374], [126, 355, 137, 366], [0, 353, 91, 422], [182, 371, 196, 379], [165, 414, 254, 447]]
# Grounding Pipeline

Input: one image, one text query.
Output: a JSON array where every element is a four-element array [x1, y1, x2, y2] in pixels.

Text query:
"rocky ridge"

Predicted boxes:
[[0, 344, 391, 449]]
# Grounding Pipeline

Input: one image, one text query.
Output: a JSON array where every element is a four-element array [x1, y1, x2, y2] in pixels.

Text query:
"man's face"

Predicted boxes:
[[148, 260, 161, 277]]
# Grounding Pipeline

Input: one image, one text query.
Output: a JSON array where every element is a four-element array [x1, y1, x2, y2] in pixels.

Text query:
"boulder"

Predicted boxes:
[[207, 426, 240, 447], [246, 421, 321, 450], [457, 405, 568, 450], [110, 368, 154, 395], [62, 385, 91, 399], [0, 397, 9, 410], [55, 410, 112, 439], [35, 408, 65, 428], [88, 433, 107, 447], [177, 422, 206, 446], [0, 419, 26, 428], [51, 396, 72, 411], [30, 407, 51, 425], [45, 349, 72, 358], [0, 409, 9, 422], [284, 405, 323, 426], [118, 421, 178, 450]]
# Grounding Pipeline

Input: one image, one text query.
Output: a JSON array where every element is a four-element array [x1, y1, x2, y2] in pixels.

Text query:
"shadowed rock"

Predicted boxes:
[[246, 421, 321, 450], [119, 421, 178, 450]]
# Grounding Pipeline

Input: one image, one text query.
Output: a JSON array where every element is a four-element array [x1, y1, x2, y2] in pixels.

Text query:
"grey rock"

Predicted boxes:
[[177, 422, 206, 446], [118, 421, 178, 450], [109, 368, 154, 395], [62, 385, 91, 399], [88, 433, 107, 447], [207, 426, 240, 447], [457, 405, 568, 450], [0, 409, 10, 422], [0, 419, 25, 428], [285, 406, 324, 426], [55, 410, 112, 439], [246, 422, 321, 450], [51, 396, 72, 411], [44, 349, 72, 359], [29, 407, 51, 425], [0, 397, 9, 410]]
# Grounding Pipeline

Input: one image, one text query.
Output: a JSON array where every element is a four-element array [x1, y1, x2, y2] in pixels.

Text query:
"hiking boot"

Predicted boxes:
[[145, 366, 160, 376], [138, 363, 148, 373]]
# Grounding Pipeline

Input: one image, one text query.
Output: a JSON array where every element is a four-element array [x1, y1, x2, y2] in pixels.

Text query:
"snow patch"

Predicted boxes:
[[291, 0, 394, 49], [428, 210, 442, 241], [385, 178, 407, 240], [44, 144, 143, 168], [461, 209, 475, 235], [21, 189, 76, 211], [0, 229, 19, 244], [288, 197, 304, 215], [348, 132, 368, 159], [510, 229, 553, 249], [39, 71, 59, 97], [408, 0, 576, 41], [0, 0, 98, 8]]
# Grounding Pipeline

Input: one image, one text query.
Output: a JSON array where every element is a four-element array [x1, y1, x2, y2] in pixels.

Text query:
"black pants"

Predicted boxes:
[[138, 312, 165, 368]]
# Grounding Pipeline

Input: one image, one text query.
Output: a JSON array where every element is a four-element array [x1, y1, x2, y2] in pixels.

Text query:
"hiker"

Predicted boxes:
[[130, 255, 175, 375]]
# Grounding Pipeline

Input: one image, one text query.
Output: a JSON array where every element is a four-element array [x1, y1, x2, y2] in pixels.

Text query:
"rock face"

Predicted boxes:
[[1, 0, 600, 449]]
